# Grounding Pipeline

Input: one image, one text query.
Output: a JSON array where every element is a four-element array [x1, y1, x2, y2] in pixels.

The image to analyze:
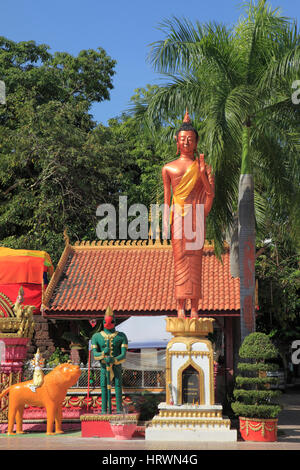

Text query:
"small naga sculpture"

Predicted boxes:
[[0, 286, 35, 338], [13, 286, 25, 319]]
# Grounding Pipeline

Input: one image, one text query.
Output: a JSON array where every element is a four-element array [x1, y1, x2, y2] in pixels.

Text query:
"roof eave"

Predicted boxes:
[[42, 309, 240, 319]]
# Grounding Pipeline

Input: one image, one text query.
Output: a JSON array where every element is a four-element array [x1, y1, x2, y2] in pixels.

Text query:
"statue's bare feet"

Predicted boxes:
[[191, 299, 199, 318], [177, 300, 186, 318]]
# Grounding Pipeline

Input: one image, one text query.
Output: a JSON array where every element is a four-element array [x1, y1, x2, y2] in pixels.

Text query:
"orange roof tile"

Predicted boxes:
[[43, 240, 240, 318]]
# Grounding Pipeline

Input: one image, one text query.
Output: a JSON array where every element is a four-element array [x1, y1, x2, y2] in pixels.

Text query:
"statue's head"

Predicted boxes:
[[175, 109, 198, 155], [103, 305, 116, 330]]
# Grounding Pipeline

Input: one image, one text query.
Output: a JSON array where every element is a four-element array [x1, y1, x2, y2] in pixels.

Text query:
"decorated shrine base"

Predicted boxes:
[[145, 403, 237, 442]]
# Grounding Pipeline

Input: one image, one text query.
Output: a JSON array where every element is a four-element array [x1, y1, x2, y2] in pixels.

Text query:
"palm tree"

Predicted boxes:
[[136, 0, 300, 342]]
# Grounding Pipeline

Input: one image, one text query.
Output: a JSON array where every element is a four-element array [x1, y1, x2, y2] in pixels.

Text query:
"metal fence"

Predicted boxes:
[[23, 367, 165, 389]]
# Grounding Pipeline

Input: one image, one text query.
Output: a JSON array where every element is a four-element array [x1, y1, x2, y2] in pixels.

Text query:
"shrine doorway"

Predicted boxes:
[[177, 361, 205, 405]]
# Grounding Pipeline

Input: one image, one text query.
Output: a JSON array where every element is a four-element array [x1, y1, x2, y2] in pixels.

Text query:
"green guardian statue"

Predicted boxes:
[[91, 306, 128, 414]]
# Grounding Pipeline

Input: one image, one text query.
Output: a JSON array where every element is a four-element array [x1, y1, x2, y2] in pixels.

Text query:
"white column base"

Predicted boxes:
[[145, 403, 237, 442], [145, 427, 237, 442]]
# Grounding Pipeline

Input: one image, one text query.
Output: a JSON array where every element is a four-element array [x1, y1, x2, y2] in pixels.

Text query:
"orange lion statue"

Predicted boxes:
[[0, 362, 81, 435]]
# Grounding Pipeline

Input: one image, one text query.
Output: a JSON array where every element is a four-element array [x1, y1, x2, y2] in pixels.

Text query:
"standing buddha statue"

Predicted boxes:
[[162, 110, 215, 318]]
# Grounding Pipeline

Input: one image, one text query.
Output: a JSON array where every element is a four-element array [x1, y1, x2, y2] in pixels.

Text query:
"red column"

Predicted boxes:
[[0, 337, 30, 375], [0, 337, 31, 426]]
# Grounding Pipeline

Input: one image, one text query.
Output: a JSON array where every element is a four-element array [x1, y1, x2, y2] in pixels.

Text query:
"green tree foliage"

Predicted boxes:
[[0, 37, 118, 263], [256, 234, 300, 354], [0, 39, 175, 266]]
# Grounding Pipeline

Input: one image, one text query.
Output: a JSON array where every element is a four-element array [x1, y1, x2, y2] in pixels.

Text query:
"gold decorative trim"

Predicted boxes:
[[73, 238, 229, 250], [0, 293, 14, 317], [65, 239, 225, 251], [148, 419, 231, 428], [100, 331, 118, 340], [63, 228, 70, 246], [167, 336, 214, 352], [0, 289, 35, 339], [80, 413, 116, 422], [80, 413, 138, 422], [43, 242, 73, 308], [240, 417, 278, 437], [73, 239, 171, 250], [93, 352, 105, 361], [168, 351, 210, 358], [166, 317, 215, 337], [158, 410, 222, 418]]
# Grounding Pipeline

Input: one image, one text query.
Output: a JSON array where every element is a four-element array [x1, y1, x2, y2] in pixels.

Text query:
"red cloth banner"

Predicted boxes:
[[0, 247, 54, 315]]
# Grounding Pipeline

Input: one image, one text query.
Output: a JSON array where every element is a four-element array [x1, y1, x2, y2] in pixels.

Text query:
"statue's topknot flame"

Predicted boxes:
[[183, 108, 191, 123]]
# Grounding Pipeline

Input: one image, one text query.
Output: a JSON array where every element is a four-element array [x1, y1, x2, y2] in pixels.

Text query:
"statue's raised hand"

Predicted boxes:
[[198, 153, 215, 196]]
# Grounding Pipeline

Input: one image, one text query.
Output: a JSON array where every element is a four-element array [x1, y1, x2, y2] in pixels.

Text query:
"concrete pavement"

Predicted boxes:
[[0, 385, 299, 451]]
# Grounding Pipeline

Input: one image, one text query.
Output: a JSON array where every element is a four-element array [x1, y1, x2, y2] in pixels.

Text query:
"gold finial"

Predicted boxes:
[[148, 205, 154, 242], [63, 228, 70, 246], [183, 108, 191, 123], [105, 306, 114, 317], [13, 286, 25, 319]]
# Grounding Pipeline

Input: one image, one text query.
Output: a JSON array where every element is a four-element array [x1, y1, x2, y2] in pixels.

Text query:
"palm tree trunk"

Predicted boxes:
[[239, 125, 256, 343]]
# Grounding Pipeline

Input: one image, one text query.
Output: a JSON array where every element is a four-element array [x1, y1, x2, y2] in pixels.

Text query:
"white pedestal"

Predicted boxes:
[[145, 403, 237, 442], [147, 319, 237, 442]]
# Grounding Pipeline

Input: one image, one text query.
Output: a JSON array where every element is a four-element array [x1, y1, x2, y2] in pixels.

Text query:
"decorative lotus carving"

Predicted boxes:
[[166, 317, 214, 337]]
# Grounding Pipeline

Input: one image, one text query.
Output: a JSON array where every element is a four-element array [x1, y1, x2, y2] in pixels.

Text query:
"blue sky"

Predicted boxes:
[[1, 0, 299, 125]]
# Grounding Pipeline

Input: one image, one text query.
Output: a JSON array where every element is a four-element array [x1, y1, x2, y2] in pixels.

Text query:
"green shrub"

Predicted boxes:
[[131, 392, 164, 421], [46, 348, 70, 367], [239, 332, 278, 359], [231, 333, 282, 419]]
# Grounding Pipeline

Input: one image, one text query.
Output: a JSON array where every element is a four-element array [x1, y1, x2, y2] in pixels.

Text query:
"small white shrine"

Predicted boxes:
[[145, 317, 237, 442]]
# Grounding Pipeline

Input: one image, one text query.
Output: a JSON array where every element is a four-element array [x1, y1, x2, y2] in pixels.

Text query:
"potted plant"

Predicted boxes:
[[109, 409, 138, 440], [231, 332, 282, 442]]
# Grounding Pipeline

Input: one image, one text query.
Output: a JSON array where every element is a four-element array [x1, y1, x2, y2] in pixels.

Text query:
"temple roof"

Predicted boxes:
[[42, 239, 240, 319]]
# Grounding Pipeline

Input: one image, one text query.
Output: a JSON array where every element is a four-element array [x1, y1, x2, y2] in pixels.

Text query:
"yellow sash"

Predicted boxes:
[[170, 161, 199, 222]]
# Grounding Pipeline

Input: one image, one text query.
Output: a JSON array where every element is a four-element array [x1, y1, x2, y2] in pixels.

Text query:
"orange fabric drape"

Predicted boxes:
[[0, 248, 53, 284]]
